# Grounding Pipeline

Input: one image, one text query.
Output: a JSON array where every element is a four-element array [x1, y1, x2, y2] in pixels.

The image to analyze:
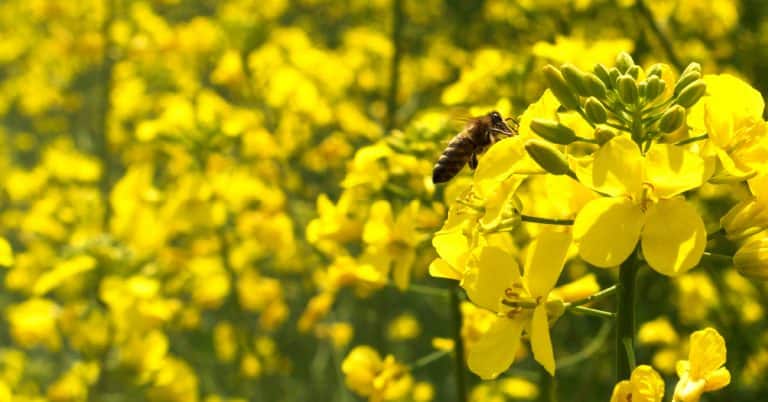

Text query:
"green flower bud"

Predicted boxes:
[[608, 68, 620, 87], [721, 199, 768, 240], [617, 75, 639, 105], [561, 64, 589, 96], [594, 126, 617, 145], [676, 80, 706, 108], [645, 76, 665, 100], [646, 63, 664, 77], [543, 65, 581, 110], [584, 73, 608, 99], [674, 70, 701, 95], [658, 105, 686, 133], [593, 64, 612, 89], [681, 61, 701, 76], [584, 97, 608, 124], [615, 52, 635, 73], [626, 65, 641, 80], [734, 237, 768, 280], [525, 139, 572, 176], [530, 118, 578, 145], [638, 81, 647, 99]]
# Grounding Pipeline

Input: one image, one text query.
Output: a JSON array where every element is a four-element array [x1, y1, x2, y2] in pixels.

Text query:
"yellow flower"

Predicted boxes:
[[463, 230, 571, 378], [572, 135, 711, 275], [6, 298, 60, 350], [673, 327, 731, 402], [610, 365, 665, 402], [341, 346, 413, 402], [0, 238, 13, 267], [362, 200, 425, 289]]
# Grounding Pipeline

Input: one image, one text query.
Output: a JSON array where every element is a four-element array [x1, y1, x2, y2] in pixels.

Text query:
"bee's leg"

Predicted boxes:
[[469, 152, 478, 169]]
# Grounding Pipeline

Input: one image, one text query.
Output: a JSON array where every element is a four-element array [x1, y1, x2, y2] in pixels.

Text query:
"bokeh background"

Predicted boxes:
[[0, 0, 767, 401]]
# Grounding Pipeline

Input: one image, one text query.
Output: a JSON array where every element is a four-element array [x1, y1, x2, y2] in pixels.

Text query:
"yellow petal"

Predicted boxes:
[[473, 136, 531, 198], [641, 198, 706, 276], [703, 367, 731, 391], [630, 365, 665, 402], [688, 327, 727, 379], [392, 250, 415, 290], [524, 230, 571, 298], [428, 258, 462, 281], [610, 380, 633, 402], [363, 200, 393, 245], [530, 304, 555, 375], [571, 135, 643, 197], [467, 317, 523, 380], [463, 246, 521, 312], [574, 197, 644, 268], [645, 144, 712, 198], [432, 229, 470, 270], [0, 238, 13, 267]]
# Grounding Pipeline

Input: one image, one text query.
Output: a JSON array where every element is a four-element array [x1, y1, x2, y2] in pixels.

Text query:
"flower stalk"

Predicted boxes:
[[616, 252, 639, 380], [450, 287, 468, 402]]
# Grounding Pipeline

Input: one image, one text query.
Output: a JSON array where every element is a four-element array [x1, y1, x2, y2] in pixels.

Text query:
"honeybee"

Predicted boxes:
[[432, 111, 518, 184]]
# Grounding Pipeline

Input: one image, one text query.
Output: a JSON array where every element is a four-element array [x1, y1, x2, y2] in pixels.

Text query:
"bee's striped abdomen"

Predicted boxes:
[[432, 134, 476, 184]]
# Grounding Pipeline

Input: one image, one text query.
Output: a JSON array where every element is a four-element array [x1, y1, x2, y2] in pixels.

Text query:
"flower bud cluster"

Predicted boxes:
[[533, 52, 706, 147]]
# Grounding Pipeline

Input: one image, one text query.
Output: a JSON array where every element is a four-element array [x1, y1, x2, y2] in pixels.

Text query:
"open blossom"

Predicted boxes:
[[572, 135, 712, 275], [673, 328, 731, 402]]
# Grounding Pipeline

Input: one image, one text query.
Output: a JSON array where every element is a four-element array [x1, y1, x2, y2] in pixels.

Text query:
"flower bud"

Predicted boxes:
[[721, 199, 768, 240], [608, 68, 620, 88], [615, 52, 635, 73], [734, 237, 768, 280], [593, 64, 612, 89], [530, 118, 578, 145], [626, 65, 641, 80], [584, 74, 608, 99], [543, 65, 581, 110], [584, 97, 608, 124], [658, 105, 686, 133], [637, 81, 647, 99], [594, 126, 617, 145], [681, 61, 701, 76], [545, 299, 565, 325], [676, 80, 706, 108], [561, 64, 589, 96], [646, 63, 664, 77], [674, 70, 702, 95], [525, 139, 572, 176], [645, 76, 665, 100], [617, 75, 639, 105]]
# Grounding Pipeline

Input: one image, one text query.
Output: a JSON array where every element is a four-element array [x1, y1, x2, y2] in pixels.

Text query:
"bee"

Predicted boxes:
[[432, 110, 518, 184]]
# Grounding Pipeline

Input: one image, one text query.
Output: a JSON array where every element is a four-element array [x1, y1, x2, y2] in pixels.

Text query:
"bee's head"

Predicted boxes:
[[487, 110, 515, 136]]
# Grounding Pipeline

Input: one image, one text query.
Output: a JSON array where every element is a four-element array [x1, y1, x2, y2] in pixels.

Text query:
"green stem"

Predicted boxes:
[[635, 0, 684, 71], [386, 0, 403, 131], [675, 133, 709, 146], [616, 253, 639, 381], [566, 285, 617, 307], [405, 284, 450, 298], [520, 215, 575, 225], [450, 287, 468, 402], [568, 306, 615, 319], [409, 350, 451, 372], [701, 252, 734, 265]]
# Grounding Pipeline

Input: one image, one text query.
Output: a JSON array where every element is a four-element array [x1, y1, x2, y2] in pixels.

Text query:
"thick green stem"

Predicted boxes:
[[450, 287, 468, 402], [616, 254, 639, 380], [386, 0, 403, 131]]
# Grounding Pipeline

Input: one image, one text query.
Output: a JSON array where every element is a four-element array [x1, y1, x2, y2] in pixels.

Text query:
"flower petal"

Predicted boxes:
[[530, 304, 555, 375], [428, 258, 462, 281], [463, 246, 521, 312], [432, 229, 470, 271], [688, 327, 727, 379], [467, 316, 523, 380], [363, 200, 393, 245], [574, 197, 644, 268], [645, 143, 712, 198], [524, 230, 571, 298], [474, 137, 532, 198], [571, 135, 643, 197], [641, 198, 706, 276]]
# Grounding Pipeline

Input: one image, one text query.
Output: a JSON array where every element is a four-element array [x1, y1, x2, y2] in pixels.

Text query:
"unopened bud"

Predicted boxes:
[[645, 76, 665, 100], [584, 97, 608, 124], [658, 105, 686, 133], [615, 52, 635, 73], [681, 62, 701, 76], [626, 65, 641, 80], [593, 64, 613, 89], [525, 139, 572, 176], [734, 237, 768, 280], [545, 299, 566, 325], [608, 68, 620, 87], [638, 81, 647, 99], [594, 126, 617, 145], [584, 74, 608, 99], [646, 63, 664, 77], [617, 75, 639, 105], [543, 65, 581, 110], [561, 64, 589, 96], [674, 70, 702, 95], [676, 80, 706, 108], [721, 199, 768, 240], [530, 118, 578, 145]]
